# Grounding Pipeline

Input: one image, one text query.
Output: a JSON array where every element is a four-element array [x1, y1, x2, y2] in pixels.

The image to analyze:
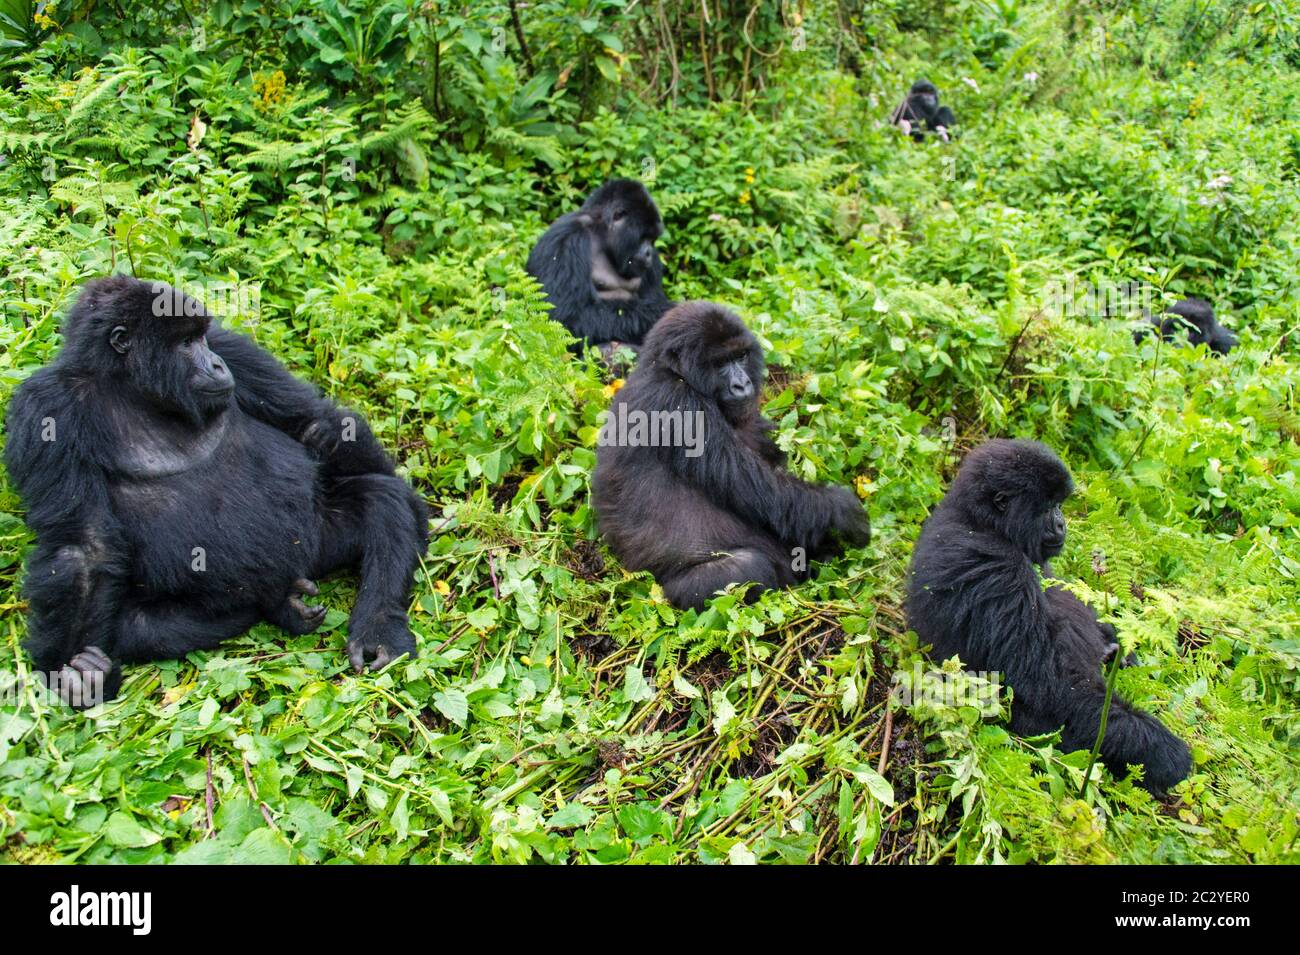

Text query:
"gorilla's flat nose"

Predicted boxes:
[[730, 379, 752, 397]]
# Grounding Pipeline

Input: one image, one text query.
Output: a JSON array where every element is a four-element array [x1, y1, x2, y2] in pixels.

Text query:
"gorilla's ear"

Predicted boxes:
[[992, 490, 1009, 513], [658, 345, 684, 379], [109, 325, 132, 355]]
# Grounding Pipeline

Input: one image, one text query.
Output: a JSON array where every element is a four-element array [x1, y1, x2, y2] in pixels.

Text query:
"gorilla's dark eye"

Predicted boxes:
[[612, 210, 627, 223]]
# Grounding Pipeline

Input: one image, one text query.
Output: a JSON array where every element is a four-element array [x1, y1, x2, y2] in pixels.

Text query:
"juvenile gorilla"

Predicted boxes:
[[890, 80, 957, 142], [526, 178, 673, 359], [906, 439, 1191, 793], [593, 302, 870, 610], [5, 276, 428, 705], [1133, 297, 1237, 355]]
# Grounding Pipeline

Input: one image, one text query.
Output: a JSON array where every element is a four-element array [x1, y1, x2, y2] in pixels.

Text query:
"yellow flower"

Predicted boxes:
[[602, 378, 625, 398], [744, 166, 755, 184], [739, 190, 751, 205], [434, 579, 451, 596], [253, 70, 287, 111]]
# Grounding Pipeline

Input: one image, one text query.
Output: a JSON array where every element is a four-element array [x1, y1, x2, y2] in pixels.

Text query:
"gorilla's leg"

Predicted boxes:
[[314, 473, 428, 672], [43, 600, 262, 708], [115, 601, 263, 661], [660, 547, 787, 612], [22, 538, 122, 676]]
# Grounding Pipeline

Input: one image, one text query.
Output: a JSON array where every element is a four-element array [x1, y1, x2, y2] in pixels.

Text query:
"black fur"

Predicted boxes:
[[592, 302, 870, 611], [890, 80, 957, 142], [526, 179, 673, 355], [905, 439, 1191, 793], [4, 276, 428, 705], [1134, 297, 1237, 355]]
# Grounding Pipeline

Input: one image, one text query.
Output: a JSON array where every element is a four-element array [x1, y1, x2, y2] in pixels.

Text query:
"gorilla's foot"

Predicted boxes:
[[51, 646, 120, 708]]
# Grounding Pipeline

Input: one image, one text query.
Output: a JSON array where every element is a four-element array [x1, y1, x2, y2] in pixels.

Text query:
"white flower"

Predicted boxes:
[[1023, 71, 1039, 84], [962, 77, 980, 93]]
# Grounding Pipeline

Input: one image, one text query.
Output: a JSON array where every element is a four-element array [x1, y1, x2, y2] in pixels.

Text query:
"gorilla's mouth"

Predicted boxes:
[[1042, 535, 1066, 558]]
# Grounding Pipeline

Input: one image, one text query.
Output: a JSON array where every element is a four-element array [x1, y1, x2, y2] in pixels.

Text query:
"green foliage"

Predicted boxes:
[[0, 0, 1297, 864]]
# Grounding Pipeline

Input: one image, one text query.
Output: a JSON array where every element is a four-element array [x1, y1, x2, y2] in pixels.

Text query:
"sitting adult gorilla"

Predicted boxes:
[[906, 439, 1191, 793], [4, 276, 428, 705], [890, 80, 957, 142], [526, 178, 673, 361], [593, 302, 870, 610]]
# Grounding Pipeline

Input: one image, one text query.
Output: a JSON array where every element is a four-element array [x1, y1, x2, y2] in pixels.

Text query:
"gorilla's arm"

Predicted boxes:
[[659, 385, 867, 551], [4, 371, 131, 676], [207, 325, 393, 476], [961, 553, 1189, 792]]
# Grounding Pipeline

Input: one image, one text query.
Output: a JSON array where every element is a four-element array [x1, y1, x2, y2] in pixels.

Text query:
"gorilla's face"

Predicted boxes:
[[602, 202, 662, 279], [713, 350, 756, 409], [113, 313, 235, 423], [909, 82, 940, 120], [994, 490, 1067, 564]]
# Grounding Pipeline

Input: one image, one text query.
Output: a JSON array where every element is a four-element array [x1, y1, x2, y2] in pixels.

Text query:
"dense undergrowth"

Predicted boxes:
[[0, 0, 1297, 863]]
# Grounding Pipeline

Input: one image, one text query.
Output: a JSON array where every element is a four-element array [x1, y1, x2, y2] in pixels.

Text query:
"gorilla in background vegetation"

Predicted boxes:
[[890, 80, 957, 142], [1133, 297, 1237, 355], [906, 439, 1191, 794], [593, 302, 870, 611], [4, 276, 428, 706], [526, 178, 673, 362]]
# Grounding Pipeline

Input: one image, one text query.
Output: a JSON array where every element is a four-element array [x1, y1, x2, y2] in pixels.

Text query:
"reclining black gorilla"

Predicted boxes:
[[906, 439, 1191, 793], [890, 80, 956, 142], [4, 276, 428, 705], [593, 302, 870, 610], [526, 178, 673, 361], [1133, 297, 1237, 355]]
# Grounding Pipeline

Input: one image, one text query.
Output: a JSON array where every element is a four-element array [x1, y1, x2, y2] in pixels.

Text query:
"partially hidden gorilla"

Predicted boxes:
[[1133, 297, 1237, 355], [4, 276, 429, 706], [526, 178, 673, 361], [890, 80, 956, 142], [906, 439, 1191, 793], [592, 302, 870, 611]]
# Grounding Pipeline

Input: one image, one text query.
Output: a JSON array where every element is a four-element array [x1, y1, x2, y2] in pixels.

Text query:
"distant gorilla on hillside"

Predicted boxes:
[[890, 80, 957, 142], [593, 302, 870, 610], [906, 439, 1191, 794], [1133, 297, 1237, 355], [526, 179, 673, 361], [5, 276, 428, 706]]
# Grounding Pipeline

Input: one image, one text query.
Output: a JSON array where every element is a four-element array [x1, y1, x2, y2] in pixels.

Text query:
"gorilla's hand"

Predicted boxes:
[[267, 578, 327, 636], [828, 485, 872, 547], [347, 611, 417, 673], [1141, 719, 1193, 795], [300, 410, 352, 458]]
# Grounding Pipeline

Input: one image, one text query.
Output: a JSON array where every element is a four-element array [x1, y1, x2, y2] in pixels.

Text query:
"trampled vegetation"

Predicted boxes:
[[1, 0, 1298, 863]]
